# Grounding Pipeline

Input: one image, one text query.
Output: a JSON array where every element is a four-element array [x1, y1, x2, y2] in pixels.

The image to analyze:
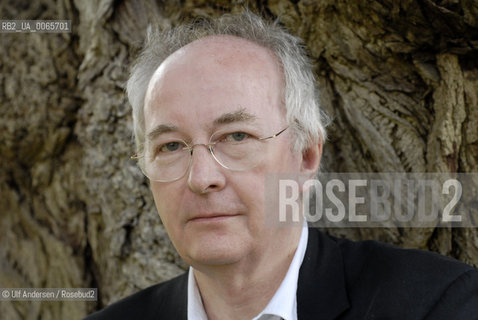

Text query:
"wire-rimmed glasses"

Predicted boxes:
[[131, 127, 288, 182]]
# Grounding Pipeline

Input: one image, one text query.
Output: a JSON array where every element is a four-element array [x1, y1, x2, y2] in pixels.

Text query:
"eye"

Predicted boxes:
[[225, 132, 250, 142], [158, 141, 184, 153]]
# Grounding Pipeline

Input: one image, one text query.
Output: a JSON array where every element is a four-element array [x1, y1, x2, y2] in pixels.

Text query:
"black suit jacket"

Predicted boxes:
[[86, 228, 478, 319]]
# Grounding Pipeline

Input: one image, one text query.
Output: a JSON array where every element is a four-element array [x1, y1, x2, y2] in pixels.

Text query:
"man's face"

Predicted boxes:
[[143, 36, 306, 269]]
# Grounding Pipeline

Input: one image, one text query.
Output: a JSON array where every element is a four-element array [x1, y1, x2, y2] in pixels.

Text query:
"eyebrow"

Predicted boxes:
[[213, 109, 257, 126], [145, 109, 257, 142], [146, 124, 178, 142]]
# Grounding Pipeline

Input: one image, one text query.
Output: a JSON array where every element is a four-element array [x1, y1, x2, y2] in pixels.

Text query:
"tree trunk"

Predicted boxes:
[[0, 0, 477, 318]]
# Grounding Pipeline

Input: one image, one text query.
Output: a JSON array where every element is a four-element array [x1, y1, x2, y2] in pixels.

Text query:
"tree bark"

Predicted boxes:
[[0, 0, 477, 319]]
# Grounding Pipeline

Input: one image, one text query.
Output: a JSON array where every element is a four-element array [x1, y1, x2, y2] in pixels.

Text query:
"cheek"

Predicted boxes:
[[150, 183, 182, 228], [276, 142, 301, 170], [232, 171, 266, 219]]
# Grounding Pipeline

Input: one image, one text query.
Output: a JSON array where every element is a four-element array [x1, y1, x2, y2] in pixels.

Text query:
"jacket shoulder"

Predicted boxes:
[[84, 272, 188, 320], [327, 232, 478, 319], [334, 234, 475, 283]]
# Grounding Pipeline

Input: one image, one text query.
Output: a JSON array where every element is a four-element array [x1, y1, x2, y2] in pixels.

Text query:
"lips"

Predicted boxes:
[[188, 213, 240, 223]]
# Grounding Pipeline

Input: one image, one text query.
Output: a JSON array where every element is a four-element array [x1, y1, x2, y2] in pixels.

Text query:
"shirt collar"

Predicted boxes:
[[253, 224, 308, 320], [187, 223, 309, 320], [188, 268, 209, 320]]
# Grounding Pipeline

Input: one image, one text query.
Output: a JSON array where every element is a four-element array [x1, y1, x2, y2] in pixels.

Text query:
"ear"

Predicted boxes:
[[298, 139, 323, 191], [300, 139, 322, 175]]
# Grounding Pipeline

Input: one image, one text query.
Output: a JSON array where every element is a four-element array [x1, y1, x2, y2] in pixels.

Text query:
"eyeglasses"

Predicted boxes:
[[131, 127, 288, 182]]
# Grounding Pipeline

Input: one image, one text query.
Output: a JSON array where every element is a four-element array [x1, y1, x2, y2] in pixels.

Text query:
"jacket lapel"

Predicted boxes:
[[157, 272, 188, 319], [297, 228, 349, 320]]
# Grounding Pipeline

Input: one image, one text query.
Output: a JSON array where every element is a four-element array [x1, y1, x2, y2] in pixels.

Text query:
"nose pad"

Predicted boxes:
[[186, 144, 226, 194]]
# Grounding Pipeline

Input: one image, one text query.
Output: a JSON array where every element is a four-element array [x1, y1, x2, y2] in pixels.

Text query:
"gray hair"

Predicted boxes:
[[127, 11, 328, 155]]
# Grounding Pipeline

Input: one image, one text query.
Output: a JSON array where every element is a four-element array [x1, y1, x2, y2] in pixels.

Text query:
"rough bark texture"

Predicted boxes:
[[0, 0, 477, 319]]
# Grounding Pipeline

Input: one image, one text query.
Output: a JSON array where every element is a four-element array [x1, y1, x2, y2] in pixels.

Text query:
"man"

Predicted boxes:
[[87, 11, 478, 320]]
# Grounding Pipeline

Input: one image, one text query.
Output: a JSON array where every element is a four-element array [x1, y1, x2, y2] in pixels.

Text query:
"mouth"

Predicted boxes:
[[188, 213, 240, 223]]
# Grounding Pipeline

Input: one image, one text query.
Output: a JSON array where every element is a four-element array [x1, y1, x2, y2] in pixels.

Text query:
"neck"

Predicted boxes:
[[193, 226, 303, 320]]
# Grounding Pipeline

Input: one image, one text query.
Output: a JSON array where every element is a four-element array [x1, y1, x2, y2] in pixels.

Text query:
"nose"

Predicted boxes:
[[187, 144, 226, 194]]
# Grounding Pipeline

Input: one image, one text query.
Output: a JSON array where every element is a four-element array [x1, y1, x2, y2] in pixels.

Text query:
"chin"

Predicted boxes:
[[190, 253, 240, 267], [178, 217, 252, 267], [183, 236, 249, 268]]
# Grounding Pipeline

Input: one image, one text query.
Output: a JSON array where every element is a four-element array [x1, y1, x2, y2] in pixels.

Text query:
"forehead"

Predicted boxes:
[[161, 35, 280, 74], [144, 35, 285, 132]]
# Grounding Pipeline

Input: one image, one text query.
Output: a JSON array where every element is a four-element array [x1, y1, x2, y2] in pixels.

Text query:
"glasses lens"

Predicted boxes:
[[143, 141, 191, 182], [136, 127, 285, 182], [210, 131, 265, 171]]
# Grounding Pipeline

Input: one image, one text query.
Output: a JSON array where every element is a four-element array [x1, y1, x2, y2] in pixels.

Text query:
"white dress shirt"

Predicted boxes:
[[187, 224, 309, 320]]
